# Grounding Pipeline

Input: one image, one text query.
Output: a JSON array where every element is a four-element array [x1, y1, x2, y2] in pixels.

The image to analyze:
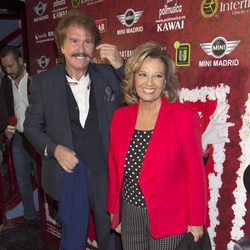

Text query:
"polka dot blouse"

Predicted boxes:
[[122, 129, 153, 208]]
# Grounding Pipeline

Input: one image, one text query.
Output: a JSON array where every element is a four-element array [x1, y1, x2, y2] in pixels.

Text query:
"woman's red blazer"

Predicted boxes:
[[107, 97, 207, 238]]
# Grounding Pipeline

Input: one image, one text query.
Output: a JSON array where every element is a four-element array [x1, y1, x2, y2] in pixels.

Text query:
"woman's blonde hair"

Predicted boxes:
[[123, 41, 179, 105]]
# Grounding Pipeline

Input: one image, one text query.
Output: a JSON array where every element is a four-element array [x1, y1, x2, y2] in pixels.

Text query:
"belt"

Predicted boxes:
[[15, 130, 24, 136]]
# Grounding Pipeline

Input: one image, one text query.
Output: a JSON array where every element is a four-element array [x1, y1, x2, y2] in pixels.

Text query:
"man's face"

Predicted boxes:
[[1, 53, 23, 80], [61, 24, 95, 79]]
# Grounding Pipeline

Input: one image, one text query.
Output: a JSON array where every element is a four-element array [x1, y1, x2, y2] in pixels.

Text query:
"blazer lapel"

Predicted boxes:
[[139, 98, 171, 178], [88, 66, 104, 119], [118, 104, 139, 184], [51, 65, 73, 148]]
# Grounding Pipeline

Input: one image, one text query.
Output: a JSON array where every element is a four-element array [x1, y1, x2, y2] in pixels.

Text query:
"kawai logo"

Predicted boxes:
[[37, 56, 51, 69], [200, 36, 240, 58], [117, 9, 143, 27], [33, 1, 48, 16]]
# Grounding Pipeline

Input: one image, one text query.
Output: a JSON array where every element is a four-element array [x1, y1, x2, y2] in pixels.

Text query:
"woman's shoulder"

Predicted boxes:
[[168, 101, 198, 118], [169, 101, 196, 113], [114, 104, 136, 117]]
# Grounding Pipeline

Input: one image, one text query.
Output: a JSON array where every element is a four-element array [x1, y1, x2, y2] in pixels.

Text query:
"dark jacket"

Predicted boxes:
[[0, 81, 9, 143], [24, 63, 124, 200], [0, 83, 8, 131], [1, 75, 15, 118]]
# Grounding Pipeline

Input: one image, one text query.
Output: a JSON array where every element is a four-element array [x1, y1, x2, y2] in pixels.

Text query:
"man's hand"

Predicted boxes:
[[202, 103, 234, 152], [54, 145, 79, 173], [187, 225, 203, 242], [96, 43, 123, 69], [5, 125, 15, 139]]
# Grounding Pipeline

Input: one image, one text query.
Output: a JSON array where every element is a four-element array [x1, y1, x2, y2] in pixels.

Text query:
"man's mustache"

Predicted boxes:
[[71, 52, 91, 59]]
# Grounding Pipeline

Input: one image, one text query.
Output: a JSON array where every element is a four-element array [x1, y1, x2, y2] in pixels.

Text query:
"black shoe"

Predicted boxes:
[[16, 217, 39, 230]]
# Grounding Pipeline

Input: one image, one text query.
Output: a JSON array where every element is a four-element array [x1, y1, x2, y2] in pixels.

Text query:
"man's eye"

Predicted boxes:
[[85, 39, 94, 44], [70, 39, 78, 44]]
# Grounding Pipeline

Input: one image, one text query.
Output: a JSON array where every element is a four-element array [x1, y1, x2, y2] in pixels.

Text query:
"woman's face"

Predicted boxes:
[[134, 56, 166, 106]]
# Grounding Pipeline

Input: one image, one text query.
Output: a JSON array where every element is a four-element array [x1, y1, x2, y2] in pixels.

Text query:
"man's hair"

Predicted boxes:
[[55, 9, 101, 60], [123, 41, 179, 105], [0, 46, 22, 62]]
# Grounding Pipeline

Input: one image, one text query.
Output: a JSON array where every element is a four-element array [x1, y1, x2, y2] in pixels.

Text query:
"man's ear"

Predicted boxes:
[[18, 57, 24, 65]]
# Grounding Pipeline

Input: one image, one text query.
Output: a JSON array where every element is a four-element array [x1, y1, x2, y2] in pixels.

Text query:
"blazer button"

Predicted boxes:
[[150, 194, 156, 199], [148, 178, 154, 183]]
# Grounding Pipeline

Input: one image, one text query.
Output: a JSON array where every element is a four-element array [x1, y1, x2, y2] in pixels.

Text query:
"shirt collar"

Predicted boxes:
[[65, 69, 90, 88]]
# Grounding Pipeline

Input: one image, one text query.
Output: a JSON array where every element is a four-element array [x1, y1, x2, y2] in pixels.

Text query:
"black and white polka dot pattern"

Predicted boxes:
[[122, 129, 153, 208]]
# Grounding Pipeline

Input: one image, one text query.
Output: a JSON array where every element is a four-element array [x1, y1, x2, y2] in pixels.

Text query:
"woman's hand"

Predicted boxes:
[[110, 213, 121, 234], [187, 225, 203, 242], [115, 223, 121, 234]]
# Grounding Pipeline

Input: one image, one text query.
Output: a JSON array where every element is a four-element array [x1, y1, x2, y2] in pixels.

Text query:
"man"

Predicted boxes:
[[24, 10, 123, 250], [0, 46, 37, 222]]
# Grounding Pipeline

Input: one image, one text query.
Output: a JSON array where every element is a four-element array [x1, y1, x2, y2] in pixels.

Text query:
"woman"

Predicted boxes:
[[107, 41, 207, 250]]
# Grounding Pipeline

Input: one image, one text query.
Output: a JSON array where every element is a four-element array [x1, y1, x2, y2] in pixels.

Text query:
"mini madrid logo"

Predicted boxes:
[[37, 56, 51, 69], [201, 0, 219, 18], [33, 1, 48, 16], [117, 9, 144, 27], [200, 36, 240, 58]]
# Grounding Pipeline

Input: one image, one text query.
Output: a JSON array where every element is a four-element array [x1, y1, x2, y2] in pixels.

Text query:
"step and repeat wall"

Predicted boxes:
[[25, 0, 250, 249]]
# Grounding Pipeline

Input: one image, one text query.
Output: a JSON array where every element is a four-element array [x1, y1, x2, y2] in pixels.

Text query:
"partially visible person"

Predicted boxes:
[[108, 41, 207, 250], [24, 9, 123, 250], [0, 79, 8, 170], [201, 102, 234, 154], [0, 46, 37, 222]]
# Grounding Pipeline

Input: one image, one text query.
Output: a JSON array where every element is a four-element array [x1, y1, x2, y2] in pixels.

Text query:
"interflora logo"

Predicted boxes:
[[71, 0, 80, 8], [201, 0, 219, 18], [201, 0, 250, 17]]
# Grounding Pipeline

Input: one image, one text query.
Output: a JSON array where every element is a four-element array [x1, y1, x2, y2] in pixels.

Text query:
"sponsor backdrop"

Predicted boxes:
[[24, 0, 250, 249]]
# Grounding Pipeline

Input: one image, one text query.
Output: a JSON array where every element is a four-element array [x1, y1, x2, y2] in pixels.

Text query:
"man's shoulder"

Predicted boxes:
[[32, 64, 64, 80], [1, 74, 11, 85], [89, 63, 113, 74]]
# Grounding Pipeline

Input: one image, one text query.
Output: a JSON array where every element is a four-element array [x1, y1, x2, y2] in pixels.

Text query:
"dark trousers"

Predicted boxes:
[[12, 133, 37, 220], [121, 200, 184, 250], [86, 167, 122, 250]]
